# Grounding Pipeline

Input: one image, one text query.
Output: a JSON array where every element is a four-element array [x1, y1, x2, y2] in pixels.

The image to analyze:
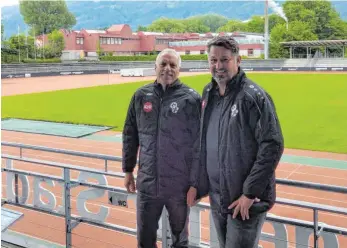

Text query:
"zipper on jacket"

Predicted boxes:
[[200, 87, 210, 161], [217, 95, 225, 211], [217, 86, 241, 213], [156, 94, 163, 197]]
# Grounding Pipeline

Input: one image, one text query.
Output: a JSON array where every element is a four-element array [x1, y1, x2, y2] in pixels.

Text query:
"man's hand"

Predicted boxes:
[[228, 195, 260, 221], [187, 186, 197, 207], [124, 172, 136, 193]]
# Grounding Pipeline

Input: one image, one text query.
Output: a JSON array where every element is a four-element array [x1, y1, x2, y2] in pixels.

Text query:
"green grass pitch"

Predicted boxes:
[[2, 73, 347, 154]]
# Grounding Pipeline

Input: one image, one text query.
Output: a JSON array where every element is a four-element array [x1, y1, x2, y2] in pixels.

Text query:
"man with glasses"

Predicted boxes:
[[200, 36, 284, 248]]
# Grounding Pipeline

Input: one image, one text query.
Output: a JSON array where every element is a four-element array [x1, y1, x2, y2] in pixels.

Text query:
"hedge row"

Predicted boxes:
[[100, 54, 209, 61], [22, 58, 62, 63], [1, 55, 61, 64], [2, 54, 263, 64], [99, 54, 263, 61]]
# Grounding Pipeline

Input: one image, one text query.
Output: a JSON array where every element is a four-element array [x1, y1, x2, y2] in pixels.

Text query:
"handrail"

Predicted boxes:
[[1, 154, 125, 178], [2, 155, 347, 217], [2, 142, 347, 248], [2, 160, 347, 244], [3, 141, 347, 194], [2, 141, 121, 162]]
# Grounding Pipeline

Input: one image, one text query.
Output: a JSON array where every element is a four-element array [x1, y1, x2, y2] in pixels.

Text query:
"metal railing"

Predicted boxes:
[[2, 59, 347, 78], [1, 142, 347, 248], [2, 141, 121, 173]]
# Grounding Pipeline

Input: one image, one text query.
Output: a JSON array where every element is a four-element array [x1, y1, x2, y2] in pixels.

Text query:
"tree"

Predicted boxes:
[[46, 30, 65, 58], [269, 24, 287, 58], [146, 16, 211, 33], [182, 19, 210, 33], [147, 18, 185, 33], [217, 20, 247, 32], [19, 0, 76, 34], [96, 41, 104, 57], [217, 14, 285, 34], [137, 25, 148, 32], [268, 14, 286, 32], [245, 16, 264, 33], [268, 0, 347, 58], [1, 22, 4, 41], [270, 21, 318, 58], [187, 14, 228, 32], [283, 0, 347, 40], [324, 16, 347, 40], [7, 33, 36, 59]]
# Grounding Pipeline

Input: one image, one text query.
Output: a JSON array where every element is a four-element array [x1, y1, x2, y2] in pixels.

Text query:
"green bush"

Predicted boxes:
[[23, 58, 62, 63], [1, 48, 20, 63], [99, 54, 210, 61], [180, 54, 208, 60], [100, 55, 157, 61], [1, 47, 62, 64], [1, 54, 21, 63], [99, 54, 266, 61]]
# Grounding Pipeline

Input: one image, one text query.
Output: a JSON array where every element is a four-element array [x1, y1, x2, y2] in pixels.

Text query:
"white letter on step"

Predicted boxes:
[[76, 172, 109, 222], [6, 159, 30, 204], [33, 178, 56, 211]]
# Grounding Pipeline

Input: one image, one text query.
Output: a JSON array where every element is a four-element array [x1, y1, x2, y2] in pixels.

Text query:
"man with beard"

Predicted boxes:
[[200, 36, 284, 248], [122, 48, 202, 248]]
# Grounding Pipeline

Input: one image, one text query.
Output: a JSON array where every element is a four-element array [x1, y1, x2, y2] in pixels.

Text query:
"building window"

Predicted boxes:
[[185, 50, 190, 55], [248, 49, 254, 57], [76, 38, 84, 45], [156, 39, 169, 45], [200, 50, 205, 54], [99, 37, 122, 45]]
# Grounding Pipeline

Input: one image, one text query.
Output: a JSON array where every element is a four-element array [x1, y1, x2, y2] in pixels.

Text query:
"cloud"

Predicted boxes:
[[0, 0, 19, 8]]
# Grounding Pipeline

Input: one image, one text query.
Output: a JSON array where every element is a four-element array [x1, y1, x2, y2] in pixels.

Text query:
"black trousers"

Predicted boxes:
[[136, 193, 190, 248]]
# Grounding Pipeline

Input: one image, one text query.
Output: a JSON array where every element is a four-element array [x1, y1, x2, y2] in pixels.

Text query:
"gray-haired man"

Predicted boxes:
[[200, 36, 284, 248], [122, 48, 202, 248]]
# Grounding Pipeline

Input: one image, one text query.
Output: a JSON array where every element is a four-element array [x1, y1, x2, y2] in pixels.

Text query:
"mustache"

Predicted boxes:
[[214, 69, 227, 73]]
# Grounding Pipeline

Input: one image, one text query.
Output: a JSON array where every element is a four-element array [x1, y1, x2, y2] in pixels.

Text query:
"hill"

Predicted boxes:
[[2, 0, 347, 38]]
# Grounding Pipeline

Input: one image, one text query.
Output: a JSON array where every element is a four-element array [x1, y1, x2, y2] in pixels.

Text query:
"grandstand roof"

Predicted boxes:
[[280, 40, 347, 47]]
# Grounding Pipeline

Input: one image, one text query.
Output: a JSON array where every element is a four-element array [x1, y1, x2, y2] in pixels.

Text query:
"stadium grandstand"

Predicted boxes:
[[280, 40, 347, 59]]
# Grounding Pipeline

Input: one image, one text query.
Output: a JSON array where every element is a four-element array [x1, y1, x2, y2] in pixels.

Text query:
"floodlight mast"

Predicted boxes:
[[264, 0, 269, 60]]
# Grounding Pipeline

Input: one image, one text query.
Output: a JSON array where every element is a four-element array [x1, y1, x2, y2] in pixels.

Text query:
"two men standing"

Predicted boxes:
[[123, 37, 284, 248]]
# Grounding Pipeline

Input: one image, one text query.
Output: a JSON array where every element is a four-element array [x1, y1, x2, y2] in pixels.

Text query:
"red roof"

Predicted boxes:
[[107, 24, 126, 34]]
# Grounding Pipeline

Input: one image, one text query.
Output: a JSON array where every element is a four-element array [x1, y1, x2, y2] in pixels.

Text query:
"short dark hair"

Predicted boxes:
[[207, 36, 239, 55]]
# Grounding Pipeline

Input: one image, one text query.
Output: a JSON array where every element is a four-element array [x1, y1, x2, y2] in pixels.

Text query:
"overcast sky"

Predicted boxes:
[[0, 0, 19, 8]]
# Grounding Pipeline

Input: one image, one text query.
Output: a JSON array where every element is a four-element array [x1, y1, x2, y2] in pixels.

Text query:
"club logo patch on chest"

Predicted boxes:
[[170, 102, 179, 114], [202, 100, 206, 109], [231, 104, 238, 117], [143, 102, 153, 113]]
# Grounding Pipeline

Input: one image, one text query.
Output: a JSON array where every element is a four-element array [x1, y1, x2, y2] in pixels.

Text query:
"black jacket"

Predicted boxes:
[[122, 79, 201, 199], [200, 69, 284, 214]]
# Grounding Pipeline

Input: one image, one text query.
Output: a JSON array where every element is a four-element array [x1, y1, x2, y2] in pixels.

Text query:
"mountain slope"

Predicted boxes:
[[2, 0, 347, 38]]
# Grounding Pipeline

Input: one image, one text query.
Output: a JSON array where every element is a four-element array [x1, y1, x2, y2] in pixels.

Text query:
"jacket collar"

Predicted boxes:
[[154, 78, 182, 91], [209, 67, 246, 95]]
